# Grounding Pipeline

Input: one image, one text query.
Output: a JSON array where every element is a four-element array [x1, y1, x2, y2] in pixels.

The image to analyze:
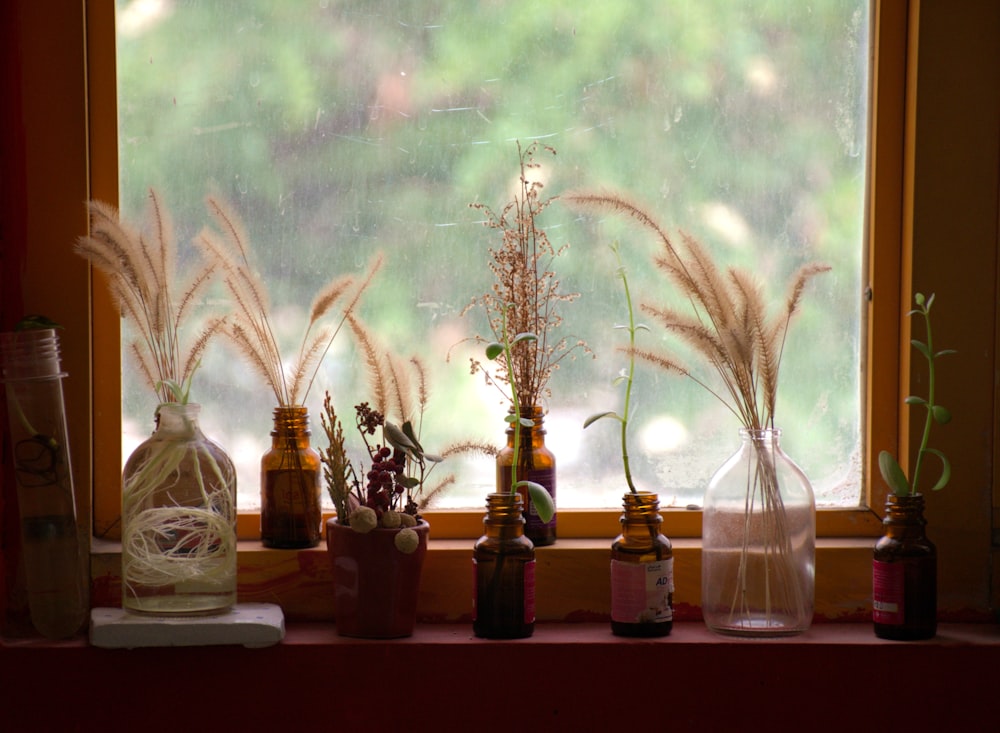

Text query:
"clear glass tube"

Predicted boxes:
[[0, 328, 86, 638]]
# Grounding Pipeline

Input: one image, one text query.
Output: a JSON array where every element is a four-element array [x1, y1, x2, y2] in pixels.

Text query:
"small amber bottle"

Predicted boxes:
[[873, 493, 937, 640], [611, 491, 674, 637], [473, 492, 535, 639], [260, 406, 322, 548], [496, 405, 556, 546]]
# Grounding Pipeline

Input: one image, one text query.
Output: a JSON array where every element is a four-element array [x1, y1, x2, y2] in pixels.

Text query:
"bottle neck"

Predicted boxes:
[[0, 328, 65, 381], [504, 405, 547, 448], [271, 406, 312, 448], [740, 427, 781, 447], [483, 492, 526, 538], [154, 403, 203, 438], [883, 493, 927, 536], [621, 491, 662, 536]]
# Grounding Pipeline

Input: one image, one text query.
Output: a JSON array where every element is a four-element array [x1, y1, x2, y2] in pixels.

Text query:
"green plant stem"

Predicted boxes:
[[502, 306, 524, 490], [911, 303, 935, 496], [614, 244, 638, 494]]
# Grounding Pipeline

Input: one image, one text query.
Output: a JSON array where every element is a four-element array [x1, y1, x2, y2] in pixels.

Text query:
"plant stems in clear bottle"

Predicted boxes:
[[611, 491, 673, 637], [496, 405, 556, 546], [701, 428, 815, 636], [873, 493, 937, 640], [122, 402, 237, 614], [0, 328, 87, 638], [473, 492, 535, 639], [261, 405, 322, 548]]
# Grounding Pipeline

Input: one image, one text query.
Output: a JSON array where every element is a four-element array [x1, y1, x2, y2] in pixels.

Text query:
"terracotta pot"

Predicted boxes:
[[325, 517, 429, 638]]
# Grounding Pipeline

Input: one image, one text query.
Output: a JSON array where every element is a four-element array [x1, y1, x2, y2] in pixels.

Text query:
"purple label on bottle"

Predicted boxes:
[[522, 467, 555, 532]]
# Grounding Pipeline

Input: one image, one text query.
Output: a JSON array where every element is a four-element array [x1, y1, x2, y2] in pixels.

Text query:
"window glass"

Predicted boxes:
[[116, 0, 870, 511]]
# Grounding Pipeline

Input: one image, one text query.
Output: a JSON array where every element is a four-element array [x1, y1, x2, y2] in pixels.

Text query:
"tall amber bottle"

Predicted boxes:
[[260, 406, 322, 548], [496, 405, 556, 546], [611, 491, 674, 637], [873, 493, 937, 640], [473, 492, 535, 639]]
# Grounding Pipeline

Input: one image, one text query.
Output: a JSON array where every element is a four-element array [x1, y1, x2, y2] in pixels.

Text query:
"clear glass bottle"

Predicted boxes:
[[473, 492, 535, 639], [122, 402, 237, 614], [496, 405, 556, 546], [611, 491, 673, 637], [702, 428, 815, 636], [0, 328, 86, 638], [260, 405, 322, 548], [873, 493, 937, 640]]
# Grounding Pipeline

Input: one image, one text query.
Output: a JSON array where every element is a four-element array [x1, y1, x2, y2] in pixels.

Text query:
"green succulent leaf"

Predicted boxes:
[[924, 448, 951, 491], [518, 417, 535, 428], [401, 420, 425, 454], [504, 413, 520, 424], [384, 421, 417, 451], [911, 339, 930, 359], [935, 348, 957, 358], [932, 405, 952, 424], [904, 395, 927, 406], [519, 480, 555, 523], [878, 450, 911, 497], [511, 332, 537, 346], [398, 476, 421, 489], [423, 453, 444, 463], [583, 411, 621, 429], [485, 342, 504, 360]]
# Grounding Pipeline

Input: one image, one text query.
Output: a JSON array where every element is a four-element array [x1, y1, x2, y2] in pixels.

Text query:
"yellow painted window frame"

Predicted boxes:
[[13, 0, 997, 619]]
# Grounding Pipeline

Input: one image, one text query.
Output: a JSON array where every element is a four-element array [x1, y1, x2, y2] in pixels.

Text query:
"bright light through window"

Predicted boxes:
[[116, 0, 870, 512]]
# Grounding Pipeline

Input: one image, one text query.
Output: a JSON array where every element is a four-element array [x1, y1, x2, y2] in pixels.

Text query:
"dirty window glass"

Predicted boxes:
[[116, 0, 871, 511]]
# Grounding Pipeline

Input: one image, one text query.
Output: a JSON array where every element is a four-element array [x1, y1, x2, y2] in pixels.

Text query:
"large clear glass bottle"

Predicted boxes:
[[873, 493, 937, 640], [260, 405, 322, 548], [0, 328, 87, 637], [702, 428, 815, 636], [496, 405, 556, 546], [473, 492, 535, 639], [122, 402, 237, 614], [611, 491, 673, 637]]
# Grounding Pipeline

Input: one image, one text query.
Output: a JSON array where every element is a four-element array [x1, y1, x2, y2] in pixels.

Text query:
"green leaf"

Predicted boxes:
[[485, 342, 504, 360], [384, 421, 417, 451], [398, 476, 421, 489], [924, 448, 951, 491], [401, 420, 425, 453], [911, 339, 931, 359], [904, 395, 927, 406], [583, 411, 621, 429], [511, 332, 537, 346], [634, 324, 651, 332], [518, 481, 555, 523], [612, 374, 629, 387], [504, 414, 520, 424], [518, 417, 535, 428], [935, 348, 957, 358], [878, 450, 911, 496], [423, 453, 444, 463], [932, 405, 952, 424], [15, 314, 63, 331]]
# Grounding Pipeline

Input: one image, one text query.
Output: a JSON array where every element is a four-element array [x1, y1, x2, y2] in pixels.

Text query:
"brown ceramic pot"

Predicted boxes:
[[325, 517, 429, 638]]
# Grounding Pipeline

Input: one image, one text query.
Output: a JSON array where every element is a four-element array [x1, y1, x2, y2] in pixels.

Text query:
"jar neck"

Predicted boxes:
[[154, 402, 202, 438]]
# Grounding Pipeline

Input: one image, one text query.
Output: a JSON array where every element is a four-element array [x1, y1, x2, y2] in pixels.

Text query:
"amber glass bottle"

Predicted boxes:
[[260, 406, 322, 548], [873, 493, 937, 640], [610, 491, 674, 637], [473, 492, 535, 639], [496, 405, 556, 546]]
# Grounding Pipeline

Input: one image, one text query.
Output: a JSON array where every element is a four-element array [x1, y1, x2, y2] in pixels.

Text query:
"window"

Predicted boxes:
[[10, 0, 996, 620], [111, 0, 868, 525]]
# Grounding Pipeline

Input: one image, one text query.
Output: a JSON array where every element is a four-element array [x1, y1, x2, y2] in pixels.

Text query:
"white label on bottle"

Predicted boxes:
[[610, 558, 674, 624]]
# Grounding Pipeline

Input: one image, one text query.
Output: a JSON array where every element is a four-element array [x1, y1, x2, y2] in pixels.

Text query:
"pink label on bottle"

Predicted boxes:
[[524, 559, 536, 624], [873, 559, 905, 624], [472, 558, 478, 621], [610, 558, 674, 624]]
